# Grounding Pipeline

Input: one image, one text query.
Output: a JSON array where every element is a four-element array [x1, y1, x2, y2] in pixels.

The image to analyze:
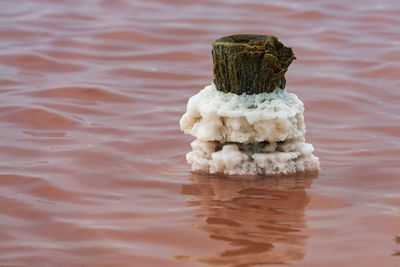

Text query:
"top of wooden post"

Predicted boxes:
[[212, 34, 296, 95]]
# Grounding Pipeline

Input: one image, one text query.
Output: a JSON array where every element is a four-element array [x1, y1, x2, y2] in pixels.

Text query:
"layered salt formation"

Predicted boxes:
[[180, 34, 319, 175], [180, 84, 320, 175]]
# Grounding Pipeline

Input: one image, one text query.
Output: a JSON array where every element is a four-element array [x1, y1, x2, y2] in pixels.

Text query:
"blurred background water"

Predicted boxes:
[[0, 0, 400, 266]]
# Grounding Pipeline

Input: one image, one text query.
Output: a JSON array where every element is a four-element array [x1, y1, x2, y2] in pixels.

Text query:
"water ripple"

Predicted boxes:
[[0, 0, 400, 266]]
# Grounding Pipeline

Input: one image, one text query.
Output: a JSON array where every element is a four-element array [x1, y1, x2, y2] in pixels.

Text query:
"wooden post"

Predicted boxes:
[[212, 34, 296, 95]]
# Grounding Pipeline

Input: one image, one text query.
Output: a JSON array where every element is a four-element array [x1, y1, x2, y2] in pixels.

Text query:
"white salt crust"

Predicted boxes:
[[187, 139, 320, 176], [180, 83, 320, 175], [180, 83, 305, 144]]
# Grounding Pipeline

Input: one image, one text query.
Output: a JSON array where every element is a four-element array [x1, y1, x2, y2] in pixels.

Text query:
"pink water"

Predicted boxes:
[[0, 0, 400, 266]]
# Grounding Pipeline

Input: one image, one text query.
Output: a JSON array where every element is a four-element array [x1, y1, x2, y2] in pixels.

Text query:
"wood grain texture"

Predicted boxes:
[[212, 34, 295, 94]]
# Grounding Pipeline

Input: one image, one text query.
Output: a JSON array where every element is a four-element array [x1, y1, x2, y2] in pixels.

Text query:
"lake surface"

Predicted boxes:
[[0, 0, 400, 266]]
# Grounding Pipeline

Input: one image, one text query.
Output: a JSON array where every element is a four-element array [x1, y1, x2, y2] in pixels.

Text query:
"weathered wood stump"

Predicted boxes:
[[212, 34, 296, 95]]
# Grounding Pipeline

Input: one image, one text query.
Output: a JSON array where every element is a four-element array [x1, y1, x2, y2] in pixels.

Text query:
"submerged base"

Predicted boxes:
[[180, 83, 320, 176], [187, 139, 319, 176]]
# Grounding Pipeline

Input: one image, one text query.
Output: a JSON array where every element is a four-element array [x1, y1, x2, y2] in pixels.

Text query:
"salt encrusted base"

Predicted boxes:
[[180, 83, 320, 176], [180, 84, 304, 144], [187, 139, 319, 176]]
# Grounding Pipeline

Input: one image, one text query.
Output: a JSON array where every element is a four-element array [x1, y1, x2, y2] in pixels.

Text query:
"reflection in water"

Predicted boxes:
[[178, 174, 316, 266], [393, 236, 400, 257]]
